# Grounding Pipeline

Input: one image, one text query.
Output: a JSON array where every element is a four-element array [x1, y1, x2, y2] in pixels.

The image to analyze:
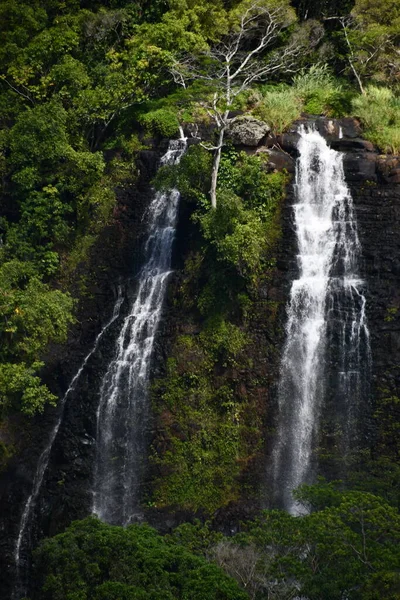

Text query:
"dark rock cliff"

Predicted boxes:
[[0, 145, 164, 599], [0, 117, 399, 598]]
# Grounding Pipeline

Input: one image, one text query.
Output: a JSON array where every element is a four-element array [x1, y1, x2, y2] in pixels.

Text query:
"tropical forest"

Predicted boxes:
[[0, 0, 399, 598]]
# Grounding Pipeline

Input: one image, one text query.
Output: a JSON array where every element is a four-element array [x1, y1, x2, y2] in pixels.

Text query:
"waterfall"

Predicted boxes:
[[92, 134, 187, 525], [272, 126, 371, 514], [13, 286, 124, 599]]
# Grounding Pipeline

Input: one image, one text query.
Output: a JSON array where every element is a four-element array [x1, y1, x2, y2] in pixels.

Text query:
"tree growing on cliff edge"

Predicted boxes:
[[326, 0, 400, 94], [171, 0, 318, 209]]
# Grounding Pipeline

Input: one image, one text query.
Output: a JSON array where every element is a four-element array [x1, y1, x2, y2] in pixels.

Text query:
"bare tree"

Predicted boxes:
[[211, 540, 299, 600], [171, 0, 310, 209]]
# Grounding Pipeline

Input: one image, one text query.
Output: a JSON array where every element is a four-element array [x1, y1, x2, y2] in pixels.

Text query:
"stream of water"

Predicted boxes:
[[272, 126, 371, 514], [92, 134, 187, 525], [13, 286, 124, 599]]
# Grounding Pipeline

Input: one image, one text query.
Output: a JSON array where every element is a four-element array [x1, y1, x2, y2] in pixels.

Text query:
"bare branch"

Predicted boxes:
[[167, 0, 300, 209], [0, 77, 35, 105]]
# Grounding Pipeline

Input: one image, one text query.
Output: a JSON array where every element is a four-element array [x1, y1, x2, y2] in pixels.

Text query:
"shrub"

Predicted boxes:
[[293, 64, 347, 116], [352, 86, 400, 154], [254, 85, 302, 133], [139, 108, 180, 137]]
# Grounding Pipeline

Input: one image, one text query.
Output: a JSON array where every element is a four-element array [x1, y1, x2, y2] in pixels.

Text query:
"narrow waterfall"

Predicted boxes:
[[272, 126, 371, 514], [92, 135, 187, 525], [13, 287, 124, 599]]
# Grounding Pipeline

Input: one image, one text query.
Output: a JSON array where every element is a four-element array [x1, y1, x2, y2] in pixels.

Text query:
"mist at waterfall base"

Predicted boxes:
[[272, 126, 371, 515], [92, 136, 187, 526]]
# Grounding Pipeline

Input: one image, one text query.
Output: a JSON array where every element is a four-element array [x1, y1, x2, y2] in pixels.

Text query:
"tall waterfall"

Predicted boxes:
[[13, 287, 124, 599], [272, 126, 371, 514], [93, 135, 187, 525]]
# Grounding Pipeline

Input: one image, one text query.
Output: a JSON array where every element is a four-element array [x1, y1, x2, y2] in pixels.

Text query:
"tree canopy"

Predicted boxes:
[[32, 517, 248, 600]]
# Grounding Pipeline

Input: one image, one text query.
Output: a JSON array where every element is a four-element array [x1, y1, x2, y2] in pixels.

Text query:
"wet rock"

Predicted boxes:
[[256, 147, 295, 173], [337, 117, 362, 138], [376, 156, 400, 183], [275, 133, 301, 155], [343, 153, 377, 181], [331, 138, 375, 152]]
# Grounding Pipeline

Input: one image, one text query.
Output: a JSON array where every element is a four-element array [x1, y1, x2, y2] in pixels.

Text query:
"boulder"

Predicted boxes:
[[330, 138, 375, 152], [227, 116, 270, 146], [256, 147, 295, 173], [336, 117, 362, 139], [376, 156, 400, 183]]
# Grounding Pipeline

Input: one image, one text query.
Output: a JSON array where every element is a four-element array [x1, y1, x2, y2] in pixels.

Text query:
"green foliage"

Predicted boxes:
[[352, 86, 400, 153], [0, 259, 74, 415], [33, 517, 247, 600], [348, 0, 400, 88], [155, 144, 212, 206], [139, 108, 180, 137], [199, 152, 287, 278], [152, 141, 286, 513], [158, 145, 286, 279], [254, 85, 302, 133], [293, 63, 350, 116], [253, 66, 353, 129], [151, 331, 245, 513], [167, 520, 224, 556], [0, 260, 74, 361], [0, 362, 56, 416], [214, 487, 400, 600], [200, 191, 270, 278], [9, 101, 69, 169]]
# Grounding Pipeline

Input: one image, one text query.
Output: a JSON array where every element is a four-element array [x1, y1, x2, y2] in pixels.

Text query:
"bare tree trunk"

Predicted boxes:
[[340, 19, 365, 95], [210, 124, 226, 209]]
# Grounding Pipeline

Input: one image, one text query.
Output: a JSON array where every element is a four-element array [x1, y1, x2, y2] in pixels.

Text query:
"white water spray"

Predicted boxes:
[[93, 134, 187, 525], [13, 286, 124, 598], [272, 126, 370, 513]]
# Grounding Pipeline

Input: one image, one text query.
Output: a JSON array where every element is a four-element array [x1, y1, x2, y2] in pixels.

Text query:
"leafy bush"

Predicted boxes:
[[200, 190, 270, 279], [154, 144, 212, 206], [0, 259, 74, 415], [139, 108, 180, 137], [0, 262, 74, 362], [33, 517, 247, 600], [198, 152, 287, 278], [0, 362, 56, 416]]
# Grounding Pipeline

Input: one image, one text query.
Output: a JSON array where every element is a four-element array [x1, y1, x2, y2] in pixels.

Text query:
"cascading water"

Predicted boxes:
[[92, 134, 187, 525], [272, 126, 371, 514], [13, 287, 124, 599]]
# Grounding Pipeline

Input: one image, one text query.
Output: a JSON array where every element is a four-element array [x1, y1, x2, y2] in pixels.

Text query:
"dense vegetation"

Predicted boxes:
[[0, 0, 398, 419], [32, 517, 247, 600], [33, 485, 400, 600], [1, 0, 399, 597]]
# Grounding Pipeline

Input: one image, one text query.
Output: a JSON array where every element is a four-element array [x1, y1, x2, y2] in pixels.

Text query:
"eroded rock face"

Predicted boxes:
[[0, 147, 163, 600], [1, 115, 399, 599], [227, 115, 270, 146]]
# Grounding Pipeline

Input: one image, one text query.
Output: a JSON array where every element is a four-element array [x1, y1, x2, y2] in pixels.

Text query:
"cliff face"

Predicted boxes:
[[0, 146, 164, 599], [269, 117, 400, 489], [0, 118, 399, 598], [147, 118, 400, 523], [346, 148, 400, 469]]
